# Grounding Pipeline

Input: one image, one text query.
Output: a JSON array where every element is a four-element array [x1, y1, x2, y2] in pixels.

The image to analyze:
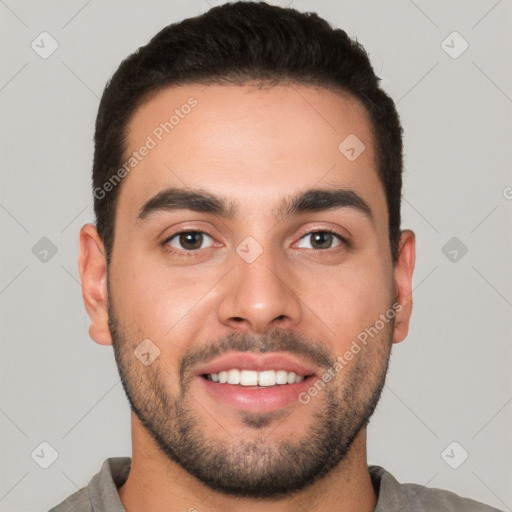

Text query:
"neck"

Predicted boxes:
[[118, 414, 377, 512]]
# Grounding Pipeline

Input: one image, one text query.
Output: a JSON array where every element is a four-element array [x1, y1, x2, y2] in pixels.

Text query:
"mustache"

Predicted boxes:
[[179, 328, 335, 382]]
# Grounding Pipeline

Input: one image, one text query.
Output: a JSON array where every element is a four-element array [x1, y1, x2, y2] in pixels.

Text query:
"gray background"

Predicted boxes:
[[1, 0, 511, 510]]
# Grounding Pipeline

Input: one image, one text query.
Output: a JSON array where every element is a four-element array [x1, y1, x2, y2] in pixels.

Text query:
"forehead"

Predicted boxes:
[[117, 83, 385, 222]]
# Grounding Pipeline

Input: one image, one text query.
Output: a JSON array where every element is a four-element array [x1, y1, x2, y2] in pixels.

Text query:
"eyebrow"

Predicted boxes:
[[136, 186, 373, 222]]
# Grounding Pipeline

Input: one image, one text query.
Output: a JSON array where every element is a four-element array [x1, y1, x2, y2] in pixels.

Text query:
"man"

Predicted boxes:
[[50, 2, 501, 511]]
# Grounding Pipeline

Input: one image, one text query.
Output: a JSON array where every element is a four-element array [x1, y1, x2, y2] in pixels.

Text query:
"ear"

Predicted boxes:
[[392, 229, 416, 344], [78, 223, 113, 346]]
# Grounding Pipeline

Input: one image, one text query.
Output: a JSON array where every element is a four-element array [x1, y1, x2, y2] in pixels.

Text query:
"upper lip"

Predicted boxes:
[[194, 352, 319, 378]]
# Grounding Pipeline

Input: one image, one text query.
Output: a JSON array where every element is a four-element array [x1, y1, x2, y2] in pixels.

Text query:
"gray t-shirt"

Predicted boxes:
[[49, 457, 502, 511]]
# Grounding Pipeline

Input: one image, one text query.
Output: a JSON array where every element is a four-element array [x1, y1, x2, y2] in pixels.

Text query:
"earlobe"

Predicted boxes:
[[78, 223, 113, 346], [392, 229, 416, 344]]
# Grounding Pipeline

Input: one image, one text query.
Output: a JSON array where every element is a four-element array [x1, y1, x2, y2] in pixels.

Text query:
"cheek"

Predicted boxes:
[[110, 251, 223, 355], [110, 259, 161, 320], [305, 261, 393, 350]]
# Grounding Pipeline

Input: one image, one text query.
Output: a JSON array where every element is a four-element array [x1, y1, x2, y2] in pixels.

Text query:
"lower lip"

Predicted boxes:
[[197, 375, 317, 413]]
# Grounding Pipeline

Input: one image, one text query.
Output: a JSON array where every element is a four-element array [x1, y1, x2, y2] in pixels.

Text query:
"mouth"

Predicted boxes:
[[193, 352, 319, 413]]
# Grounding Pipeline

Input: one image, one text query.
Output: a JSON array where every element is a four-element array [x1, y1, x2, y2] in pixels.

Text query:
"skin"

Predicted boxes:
[[79, 83, 415, 512]]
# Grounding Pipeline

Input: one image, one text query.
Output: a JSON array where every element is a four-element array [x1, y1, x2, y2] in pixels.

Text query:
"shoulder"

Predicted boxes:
[[48, 457, 131, 512], [401, 481, 502, 511], [369, 465, 503, 512], [48, 486, 92, 512]]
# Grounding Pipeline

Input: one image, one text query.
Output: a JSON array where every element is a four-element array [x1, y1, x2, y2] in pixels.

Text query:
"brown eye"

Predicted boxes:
[[296, 231, 345, 250], [165, 231, 213, 251]]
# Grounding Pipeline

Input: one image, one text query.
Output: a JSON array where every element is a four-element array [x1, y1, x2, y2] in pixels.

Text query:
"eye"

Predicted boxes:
[[296, 230, 346, 250], [164, 231, 214, 252]]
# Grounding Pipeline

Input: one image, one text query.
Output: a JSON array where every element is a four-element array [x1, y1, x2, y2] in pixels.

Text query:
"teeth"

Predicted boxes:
[[258, 370, 275, 387], [276, 370, 289, 384], [206, 369, 306, 386], [240, 370, 258, 386], [227, 369, 240, 385]]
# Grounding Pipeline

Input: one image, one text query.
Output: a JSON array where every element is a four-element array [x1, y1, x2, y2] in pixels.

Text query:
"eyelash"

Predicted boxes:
[[161, 228, 348, 257]]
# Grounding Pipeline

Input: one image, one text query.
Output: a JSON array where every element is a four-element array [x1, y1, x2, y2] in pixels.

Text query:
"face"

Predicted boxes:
[[80, 83, 415, 498]]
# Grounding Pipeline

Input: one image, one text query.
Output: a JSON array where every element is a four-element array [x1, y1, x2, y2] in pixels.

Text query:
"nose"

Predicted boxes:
[[217, 242, 303, 334]]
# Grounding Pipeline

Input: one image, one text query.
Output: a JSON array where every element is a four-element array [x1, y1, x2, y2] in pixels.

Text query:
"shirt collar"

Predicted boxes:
[[370, 464, 412, 512], [88, 457, 131, 512]]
